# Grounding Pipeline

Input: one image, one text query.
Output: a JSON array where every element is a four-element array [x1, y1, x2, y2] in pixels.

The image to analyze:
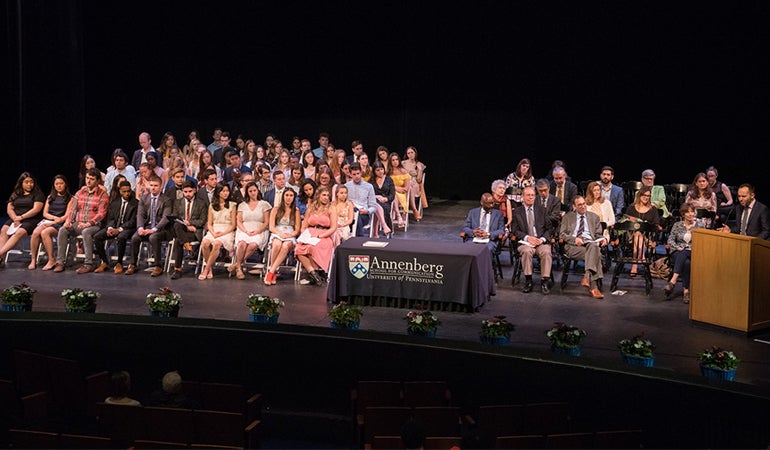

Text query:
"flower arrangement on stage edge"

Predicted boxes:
[[481, 315, 516, 338], [546, 322, 586, 348], [698, 345, 740, 371], [247, 294, 284, 317], [618, 333, 655, 357], [61, 288, 100, 312], [404, 310, 441, 333], [328, 301, 363, 326], [146, 286, 182, 312], [2, 282, 36, 307]]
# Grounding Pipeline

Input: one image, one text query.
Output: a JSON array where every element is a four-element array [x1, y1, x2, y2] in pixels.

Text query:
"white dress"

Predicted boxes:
[[202, 201, 236, 252], [235, 200, 272, 250]]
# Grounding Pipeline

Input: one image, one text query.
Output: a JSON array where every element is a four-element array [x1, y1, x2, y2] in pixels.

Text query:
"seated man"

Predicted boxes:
[[510, 186, 553, 294], [536, 178, 562, 231], [559, 195, 607, 299], [550, 166, 578, 213], [126, 174, 172, 276], [170, 180, 208, 279], [463, 192, 506, 253], [345, 163, 377, 236], [92, 180, 138, 273]]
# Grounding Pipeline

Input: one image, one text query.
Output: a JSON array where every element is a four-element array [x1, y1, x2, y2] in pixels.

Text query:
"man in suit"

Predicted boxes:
[[131, 132, 155, 170], [720, 183, 770, 239], [463, 192, 506, 253], [536, 178, 562, 231], [92, 180, 138, 274], [170, 180, 209, 279], [511, 186, 553, 294], [345, 140, 365, 164], [126, 174, 172, 276], [196, 169, 217, 205], [550, 167, 578, 213], [222, 148, 253, 184], [263, 170, 288, 207], [599, 166, 625, 219], [559, 195, 607, 299]]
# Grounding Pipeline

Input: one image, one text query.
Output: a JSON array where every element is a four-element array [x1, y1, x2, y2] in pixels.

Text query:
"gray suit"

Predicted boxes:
[[559, 210, 605, 281]]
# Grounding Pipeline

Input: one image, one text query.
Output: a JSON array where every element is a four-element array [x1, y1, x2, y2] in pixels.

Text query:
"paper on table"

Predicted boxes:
[[298, 229, 320, 245], [362, 241, 389, 248]]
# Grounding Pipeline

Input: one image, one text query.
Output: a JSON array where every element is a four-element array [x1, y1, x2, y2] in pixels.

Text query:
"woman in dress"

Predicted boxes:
[[358, 152, 373, 182], [296, 178, 317, 218], [275, 148, 293, 181], [333, 150, 347, 183], [585, 181, 616, 239], [287, 164, 305, 194], [157, 132, 177, 170], [199, 183, 236, 280], [371, 160, 394, 237], [624, 186, 661, 276], [264, 188, 301, 285], [684, 172, 717, 228], [28, 175, 72, 270], [231, 181, 272, 280], [665, 204, 703, 303], [315, 166, 338, 200], [301, 149, 318, 180], [197, 149, 222, 184], [252, 144, 271, 171], [294, 186, 337, 285], [333, 185, 355, 243], [242, 139, 257, 169], [375, 146, 390, 173], [504, 158, 535, 208], [402, 146, 427, 210], [388, 152, 421, 222], [0, 172, 45, 266]]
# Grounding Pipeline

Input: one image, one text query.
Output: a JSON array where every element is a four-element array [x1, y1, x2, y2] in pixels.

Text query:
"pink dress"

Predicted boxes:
[[294, 211, 335, 270]]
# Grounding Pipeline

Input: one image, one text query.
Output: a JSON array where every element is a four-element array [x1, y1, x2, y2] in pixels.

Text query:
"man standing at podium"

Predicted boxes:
[[719, 183, 769, 240]]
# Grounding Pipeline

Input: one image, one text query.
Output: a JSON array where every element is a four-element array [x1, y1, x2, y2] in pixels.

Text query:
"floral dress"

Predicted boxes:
[[202, 201, 235, 252]]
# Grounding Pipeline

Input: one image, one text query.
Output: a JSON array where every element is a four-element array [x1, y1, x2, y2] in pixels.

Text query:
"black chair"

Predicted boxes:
[[664, 183, 689, 218], [621, 181, 643, 211], [495, 434, 546, 449], [610, 221, 659, 295], [544, 432, 594, 449]]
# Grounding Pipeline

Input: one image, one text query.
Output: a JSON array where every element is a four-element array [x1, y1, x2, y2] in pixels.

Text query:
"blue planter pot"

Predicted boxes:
[[149, 309, 179, 318], [408, 329, 437, 338], [700, 364, 736, 381], [551, 344, 582, 356], [622, 353, 655, 367], [480, 334, 511, 346], [330, 320, 360, 330], [2, 303, 32, 312], [250, 313, 279, 324]]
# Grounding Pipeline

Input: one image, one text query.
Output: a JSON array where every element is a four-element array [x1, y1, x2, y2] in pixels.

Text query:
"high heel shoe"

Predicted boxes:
[[198, 272, 207, 280], [236, 266, 246, 280], [264, 271, 274, 285]]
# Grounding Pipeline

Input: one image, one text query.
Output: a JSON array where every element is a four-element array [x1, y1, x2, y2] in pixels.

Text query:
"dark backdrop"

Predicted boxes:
[[2, 1, 768, 201]]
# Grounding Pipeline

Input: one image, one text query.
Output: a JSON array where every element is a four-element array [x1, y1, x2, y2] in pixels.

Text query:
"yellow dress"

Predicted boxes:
[[389, 172, 412, 211]]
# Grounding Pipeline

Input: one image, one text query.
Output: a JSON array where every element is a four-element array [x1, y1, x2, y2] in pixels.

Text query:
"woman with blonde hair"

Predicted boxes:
[[294, 186, 337, 285]]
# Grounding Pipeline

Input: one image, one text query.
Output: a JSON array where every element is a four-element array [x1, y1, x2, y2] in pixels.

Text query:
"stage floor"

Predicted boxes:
[[2, 198, 769, 388]]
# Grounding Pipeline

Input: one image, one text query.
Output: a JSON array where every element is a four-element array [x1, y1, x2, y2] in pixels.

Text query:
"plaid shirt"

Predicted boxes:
[[70, 184, 109, 225]]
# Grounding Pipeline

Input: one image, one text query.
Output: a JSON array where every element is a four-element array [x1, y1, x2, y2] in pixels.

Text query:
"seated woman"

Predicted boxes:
[[624, 186, 661, 276], [684, 172, 717, 228], [301, 149, 318, 180], [402, 145, 428, 213], [29, 175, 73, 270], [0, 172, 45, 267], [358, 152, 373, 183], [296, 178, 317, 218], [333, 185, 355, 243], [375, 146, 390, 173], [665, 204, 702, 304], [264, 189, 301, 285], [491, 179, 513, 232], [315, 166, 338, 200], [295, 186, 337, 285], [585, 181, 615, 239], [388, 152, 421, 222], [638, 169, 670, 220], [286, 164, 305, 194], [105, 370, 142, 406], [231, 181, 272, 280], [504, 158, 535, 208], [370, 160, 394, 238], [199, 183, 236, 280]]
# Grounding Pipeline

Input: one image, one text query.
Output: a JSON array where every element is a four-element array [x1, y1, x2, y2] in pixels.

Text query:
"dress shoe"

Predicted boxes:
[[310, 270, 326, 285], [170, 269, 182, 280], [663, 282, 674, 297], [113, 263, 124, 274], [580, 276, 590, 288], [589, 288, 604, 299], [683, 292, 690, 304], [522, 280, 533, 293], [183, 242, 193, 252], [263, 271, 274, 285], [124, 264, 136, 275], [541, 280, 551, 295], [76, 265, 94, 274], [53, 263, 65, 273], [150, 266, 164, 277], [93, 262, 109, 273]]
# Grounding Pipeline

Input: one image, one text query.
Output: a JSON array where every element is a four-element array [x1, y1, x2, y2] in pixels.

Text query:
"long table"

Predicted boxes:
[[326, 237, 496, 310]]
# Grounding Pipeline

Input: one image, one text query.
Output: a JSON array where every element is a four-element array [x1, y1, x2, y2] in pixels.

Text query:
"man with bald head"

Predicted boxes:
[[463, 192, 506, 253]]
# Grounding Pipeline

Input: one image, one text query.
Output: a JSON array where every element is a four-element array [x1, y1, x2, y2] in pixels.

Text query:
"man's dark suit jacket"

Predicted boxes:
[[172, 196, 209, 241], [538, 193, 563, 230], [731, 200, 770, 240], [510, 202, 553, 245], [550, 181, 578, 212], [104, 197, 138, 231], [196, 187, 214, 205], [136, 193, 173, 231]]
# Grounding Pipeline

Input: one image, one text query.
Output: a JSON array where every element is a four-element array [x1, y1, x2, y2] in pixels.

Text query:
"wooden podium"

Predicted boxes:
[[690, 229, 770, 333]]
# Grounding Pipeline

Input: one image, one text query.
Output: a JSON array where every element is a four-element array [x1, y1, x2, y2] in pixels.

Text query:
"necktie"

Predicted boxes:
[[118, 200, 127, 225], [526, 207, 535, 235], [740, 206, 750, 235], [577, 214, 585, 237], [541, 197, 546, 208], [150, 196, 157, 228], [557, 185, 564, 203], [185, 200, 192, 222], [481, 210, 488, 231]]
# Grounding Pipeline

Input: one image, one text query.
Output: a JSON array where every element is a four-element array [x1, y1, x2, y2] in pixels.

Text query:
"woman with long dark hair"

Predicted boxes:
[[264, 188, 301, 285], [29, 174, 73, 270], [232, 181, 272, 280], [0, 172, 45, 266], [199, 183, 236, 280]]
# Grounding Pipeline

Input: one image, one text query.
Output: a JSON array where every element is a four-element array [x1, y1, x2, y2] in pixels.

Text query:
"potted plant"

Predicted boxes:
[[404, 310, 441, 337], [247, 294, 284, 323], [61, 288, 100, 313], [545, 322, 586, 356], [618, 333, 655, 367], [328, 301, 363, 329], [480, 315, 515, 346], [146, 286, 182, 317], [1, 282, 36, 312], [698, 345, 740, 381]]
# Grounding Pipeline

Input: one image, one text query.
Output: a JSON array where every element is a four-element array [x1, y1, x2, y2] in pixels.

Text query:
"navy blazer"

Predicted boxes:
[[463, 207, 506, 243], [731, 200, 770, 240], [608, 184, 625, 217], [511, 202, 553, 244]]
